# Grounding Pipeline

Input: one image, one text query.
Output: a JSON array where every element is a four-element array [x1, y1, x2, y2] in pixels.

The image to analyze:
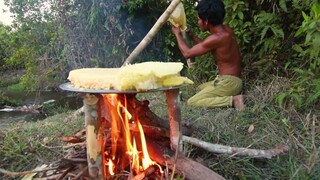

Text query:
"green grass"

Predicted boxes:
[[0, 111, 85, 179], [5, 83, 25, 93], [0, 77, 319, 179]]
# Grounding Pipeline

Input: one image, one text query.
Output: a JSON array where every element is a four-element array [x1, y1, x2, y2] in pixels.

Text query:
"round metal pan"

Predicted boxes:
[[59, 82, 185, 94]]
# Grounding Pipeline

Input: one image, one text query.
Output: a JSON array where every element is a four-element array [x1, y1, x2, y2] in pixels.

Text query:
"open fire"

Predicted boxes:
[[100, 94, 163, 177], [52, 84, 227, 180], [59, 84, 209, 179]]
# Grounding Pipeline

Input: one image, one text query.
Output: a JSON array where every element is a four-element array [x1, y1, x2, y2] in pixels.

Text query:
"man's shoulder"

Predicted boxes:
[[205, 31, 230, 43]]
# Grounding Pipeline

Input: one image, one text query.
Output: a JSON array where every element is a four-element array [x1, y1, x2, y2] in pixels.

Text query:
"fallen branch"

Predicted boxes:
[[61, 158, 88, 164], [63, 106, 84, 123], [0, 105, 42, 113], [62, 136, 85, 143], [57, 166, 74, 180], [41, 142, 85, 150], [0, 167, 58, 177], [182, 135, 289, 159], [73, 166, 88, 180]]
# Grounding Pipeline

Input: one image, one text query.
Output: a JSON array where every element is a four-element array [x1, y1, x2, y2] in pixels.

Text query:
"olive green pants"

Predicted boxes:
[[187, 75, 242, 108]]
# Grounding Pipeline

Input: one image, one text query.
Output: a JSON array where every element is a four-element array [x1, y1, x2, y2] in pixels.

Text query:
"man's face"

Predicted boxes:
[[197, 16, 207, 32]]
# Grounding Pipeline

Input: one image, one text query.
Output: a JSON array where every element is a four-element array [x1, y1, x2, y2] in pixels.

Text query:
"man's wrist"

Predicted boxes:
[[186, 29, 193, 37]]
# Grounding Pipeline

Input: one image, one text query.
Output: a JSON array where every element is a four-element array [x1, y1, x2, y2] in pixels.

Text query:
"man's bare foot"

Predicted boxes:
[[233, 95, 245, 111]]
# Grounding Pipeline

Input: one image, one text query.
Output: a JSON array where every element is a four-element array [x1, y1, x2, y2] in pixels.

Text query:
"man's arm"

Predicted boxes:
[[172, 26, 220, 59], [172, 26, 191, 57], [186, 29, 202, 44]]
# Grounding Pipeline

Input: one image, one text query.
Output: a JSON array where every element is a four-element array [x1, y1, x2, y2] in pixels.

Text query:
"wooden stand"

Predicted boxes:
[[165, 88, 182, 151], [83, 94, 103, 179]]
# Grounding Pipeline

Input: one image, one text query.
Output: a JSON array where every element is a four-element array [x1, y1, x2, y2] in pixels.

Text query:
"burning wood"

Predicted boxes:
[[132, 165, 158, 180]]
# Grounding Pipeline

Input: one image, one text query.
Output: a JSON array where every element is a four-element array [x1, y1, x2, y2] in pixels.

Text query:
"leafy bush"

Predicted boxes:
[[276, 3, 320, 110]]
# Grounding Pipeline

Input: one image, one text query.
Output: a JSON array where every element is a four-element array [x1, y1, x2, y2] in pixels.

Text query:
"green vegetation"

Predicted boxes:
[[6, 84, 25, 93], [0, 112, 84, 175], [0, 0, 319, 179]]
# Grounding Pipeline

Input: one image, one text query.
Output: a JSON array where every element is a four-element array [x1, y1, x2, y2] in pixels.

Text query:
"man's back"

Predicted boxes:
[[208, 25, 241, 77]]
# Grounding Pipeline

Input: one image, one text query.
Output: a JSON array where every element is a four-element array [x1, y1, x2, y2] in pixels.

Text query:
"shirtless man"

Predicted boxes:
[[171, 0, 245, 111]]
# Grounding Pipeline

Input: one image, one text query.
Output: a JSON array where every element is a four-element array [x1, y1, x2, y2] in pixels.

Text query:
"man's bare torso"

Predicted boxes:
[[171, 24, 242, 78], [209, 25, 241, 77]]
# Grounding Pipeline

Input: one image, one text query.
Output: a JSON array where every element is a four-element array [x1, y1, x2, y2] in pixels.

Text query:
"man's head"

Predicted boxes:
[[196, 0, 225, 26]]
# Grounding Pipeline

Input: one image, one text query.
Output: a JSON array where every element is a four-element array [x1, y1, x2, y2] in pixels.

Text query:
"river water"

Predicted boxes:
[[0, 90, 83, 128]]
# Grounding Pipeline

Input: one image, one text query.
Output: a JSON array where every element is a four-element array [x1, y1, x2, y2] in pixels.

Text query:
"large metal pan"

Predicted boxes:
[[59, 82, 185, 94]]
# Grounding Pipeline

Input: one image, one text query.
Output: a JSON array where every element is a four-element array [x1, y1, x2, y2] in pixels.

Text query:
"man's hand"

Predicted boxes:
[[171, 26, 181, 36], [185, 29, 193, 37]]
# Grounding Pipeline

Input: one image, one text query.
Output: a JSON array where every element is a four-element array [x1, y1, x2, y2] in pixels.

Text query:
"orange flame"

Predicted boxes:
[[108, 159, 114, 175], [137, 120, 163, 173], [102, 94, 162, 176], [129, 138, 140, 173], [137, 121, 155, 169]]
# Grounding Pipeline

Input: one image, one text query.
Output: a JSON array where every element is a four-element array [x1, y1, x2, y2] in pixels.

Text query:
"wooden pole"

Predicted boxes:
[[122, 0, 181, 66], [83, 94, 104, 179], [165, 88, 182, 151]]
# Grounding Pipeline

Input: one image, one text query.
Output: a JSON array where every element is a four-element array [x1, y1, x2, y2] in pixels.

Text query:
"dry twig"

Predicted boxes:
[[0, 167, 58, 177]]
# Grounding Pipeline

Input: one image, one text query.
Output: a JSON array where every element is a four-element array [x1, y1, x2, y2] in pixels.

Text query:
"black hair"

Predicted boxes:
[[195, 0, 226, 25]]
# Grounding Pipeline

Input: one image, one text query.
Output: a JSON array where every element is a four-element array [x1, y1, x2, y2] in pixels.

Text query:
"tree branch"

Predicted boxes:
[[182, 135, 289, 159]]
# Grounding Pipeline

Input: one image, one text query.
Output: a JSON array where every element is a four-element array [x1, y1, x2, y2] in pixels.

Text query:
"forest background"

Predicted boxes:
[[0, 0, 319, 179]]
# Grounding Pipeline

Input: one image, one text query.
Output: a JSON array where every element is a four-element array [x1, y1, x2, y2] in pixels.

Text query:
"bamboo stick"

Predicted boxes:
[[122, 0, 181, 66]]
